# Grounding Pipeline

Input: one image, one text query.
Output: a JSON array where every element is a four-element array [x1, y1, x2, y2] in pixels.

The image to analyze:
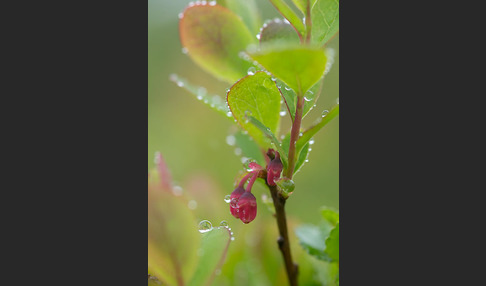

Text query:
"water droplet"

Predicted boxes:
[[279, 110, 287, 116], [231, 237, 235, 241], [212, 95, 221, 105], [172, 186, 183, 196], [181, 47, 188, 54], [284, 86, 291, 91], [305, 159, 309, 163], [241, 157, 249, 164], [224, 195, 231, 203], [308, 148, 312, 151], [188, 200, 197, 210], [307, 90, 314, 95], [178, 13, 183, 19], [226, 111, 232, 117], [304, 97, 311, 102], [203, 98, 209, 104], [226, 135, 236, 146], [197, 95, 203, 100], [322, 110, 329, 117], [299, 132, 303, 137], [309, 138, 315, 145], [263, 78, 273, 89], [209, 1, 216, 6], [247, 67, 256, 75], [271, 76, 277, 82], [242, 130, 248, 135], [198, 220, 213, 233], [234, 148, 242, 156], [177, 81, 184, 87], [256, 34, 261, 40], [220, 220, 228, 227]]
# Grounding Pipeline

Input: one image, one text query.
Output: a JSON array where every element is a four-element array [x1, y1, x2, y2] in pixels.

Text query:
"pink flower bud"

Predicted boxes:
[[266, 152, 283, 186], [229, 186, 245, 218], [237, 192, 257, 224]]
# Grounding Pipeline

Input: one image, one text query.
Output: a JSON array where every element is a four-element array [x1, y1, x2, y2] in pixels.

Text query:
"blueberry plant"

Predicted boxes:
[[157, 0, 339, 285]]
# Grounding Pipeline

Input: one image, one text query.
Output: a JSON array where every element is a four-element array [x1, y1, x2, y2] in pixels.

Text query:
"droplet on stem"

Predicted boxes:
[[198, 220, 213, 233]]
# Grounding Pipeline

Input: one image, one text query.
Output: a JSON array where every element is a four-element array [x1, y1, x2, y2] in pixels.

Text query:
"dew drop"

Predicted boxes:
[[203, 98, 209, 104], [226, 135, 236, 146], [322, 110, 329, 117], [241, 157, 249, 164], [256, 34, 261, 40], [299, 132, 303, 137], [177, 81, 184, 87], [224, 195, 231, 203], [172, 186, 183, 196], [304, 97, 311, 102], [247, 67, 256, 75], [209, 1, 216, 6], [263, 78, 273, 89], [188, 200, 197, 210], [231, 237, 235, 241], [226, 111, 232, 117], [181, 47, 188, 54], [225, 88, 230, 93], [178, 13, 183, 19], [197, 95, 203, 100], [220, 220, 228, 227], [309, 138, 315, 145], [198, 220, 213, 233], [305, 159, 309, 163], [279, 110, 287, 116], [284, 86, 291, 91]]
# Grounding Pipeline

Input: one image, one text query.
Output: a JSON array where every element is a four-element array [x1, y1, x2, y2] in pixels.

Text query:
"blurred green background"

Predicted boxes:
[[149, 0, 338, 284]]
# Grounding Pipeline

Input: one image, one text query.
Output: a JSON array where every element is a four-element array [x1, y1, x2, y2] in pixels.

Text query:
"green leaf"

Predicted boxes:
[[232, 130, 266, 166], [188, 227, 232, 286], [148, 187, 200, 285], [295, 103, 339, 160], [258, 19, 300, 45], [217, 0, 262, 36], [294, 141, 310, 174], [311, 0, 339, 46], [248, 45, 327, 94], [227, 71, 281, 148], [169, 74, 231, 118], [309, 258, 339, 286], [278, 48, 335, 120], [246, 115, 288, 168], [268, 0, 306, 36], [324, 222, 339, 261], [321, 206, 339, 226], [179, 3, 257, 83], [292, 0, 318, 14], [295, 224, 332, 261]]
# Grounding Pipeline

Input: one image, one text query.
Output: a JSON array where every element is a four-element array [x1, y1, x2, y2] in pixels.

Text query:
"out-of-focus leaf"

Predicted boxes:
[[179, 3, 256, 83], [247, 115, 288, 168], [233, 130, 266, 166], [321, 206, 339, 226], [296, 103, 339, 157], [148, 186, 200, 285], [325, 222, 339, 261], [268, 0, 305, 36], [258, 19, 300, 45], [188, 227, 232, 286], [295, 224, 331, 261], [309, 257, 339, 286], [227, 71, 281, 148], [169, 74, 230, 118], [248, 45, 327, 94], [217, 0, 262, 36], [311, 0, 339, 46]]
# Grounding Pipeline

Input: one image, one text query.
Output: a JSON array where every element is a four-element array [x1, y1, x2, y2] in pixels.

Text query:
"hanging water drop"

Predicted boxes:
[[305, 159, 309, 163], [309, 138, 315, 145], [226, 111, 232, 117], [224, 195, 231, 203], [177, 81, 184, 87], [209, 1, 216, 6], [322, 110, 329, 117], [247, 67, 256, 75], [284, 86, 291, 91], [198, 220, 213, 233], [231, 237, 235, 241], [280, 110, 287, 116], [220, 220, 228, 227], [256, 34, 261, 40], [304, 97, 311, 102]]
